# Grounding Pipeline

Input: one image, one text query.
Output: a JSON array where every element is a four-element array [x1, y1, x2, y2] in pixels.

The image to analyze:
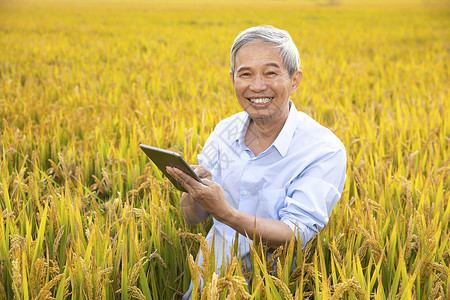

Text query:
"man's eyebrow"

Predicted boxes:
[[236, 66, 251, 73], [236, 63, 281, 73]]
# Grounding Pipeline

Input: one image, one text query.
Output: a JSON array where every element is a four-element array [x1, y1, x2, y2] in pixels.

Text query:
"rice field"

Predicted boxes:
[[0, 0, 449, 298]]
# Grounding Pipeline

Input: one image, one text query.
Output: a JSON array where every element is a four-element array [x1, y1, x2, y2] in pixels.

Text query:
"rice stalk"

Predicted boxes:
[[52, 226, 65, 259], [357, 226, 386, 267], [62, 276, 71, 299], [11, 259, 22, 297], [201, 272, 219, 300], [331, 276, 365, 299], [30, 258, 47, 297], [127, 286, 147, 300], [0, 282, 6, 300], [36, 273, 64, 300], [149, 250, 168, 270], [403, 214, 415, 263], [266, 245, 283, 273], [269, 275, 294, 300], [128, 256, 148, 287]]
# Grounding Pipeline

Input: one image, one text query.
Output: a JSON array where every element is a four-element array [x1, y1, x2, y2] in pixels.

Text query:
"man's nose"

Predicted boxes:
[[249, 75, 267, 92]]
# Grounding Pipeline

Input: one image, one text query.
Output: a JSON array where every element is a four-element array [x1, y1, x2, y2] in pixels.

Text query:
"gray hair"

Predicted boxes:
[[230, 25, 301, 78]]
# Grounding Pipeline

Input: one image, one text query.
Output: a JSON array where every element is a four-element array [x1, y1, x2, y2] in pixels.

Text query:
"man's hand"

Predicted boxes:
[[166, 166, 234, 224], [167, 165, 293, 248], [189, 165, 212, 181]]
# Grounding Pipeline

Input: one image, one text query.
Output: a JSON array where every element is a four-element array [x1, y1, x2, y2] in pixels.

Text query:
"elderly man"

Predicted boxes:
[[167, 25, 346, 296]]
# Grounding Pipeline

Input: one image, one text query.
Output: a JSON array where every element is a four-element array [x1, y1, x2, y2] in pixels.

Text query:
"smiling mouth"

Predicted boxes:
[[247, 97, 273, 104]]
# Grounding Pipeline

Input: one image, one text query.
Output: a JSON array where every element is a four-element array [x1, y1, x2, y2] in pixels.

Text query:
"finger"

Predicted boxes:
[[201, 178, 220, 188], [167, 166, 203, 193], [191, 165, 212, 180], [166, 166, 190, 190]]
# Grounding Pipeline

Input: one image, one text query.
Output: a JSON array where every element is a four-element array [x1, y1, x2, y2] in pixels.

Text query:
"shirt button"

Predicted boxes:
[[243, 191, 248, 196], [251, 161, 255, 165]]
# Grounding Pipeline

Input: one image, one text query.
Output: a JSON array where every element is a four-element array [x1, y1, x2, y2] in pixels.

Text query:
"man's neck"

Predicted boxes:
[[245, 111, 289, 157]]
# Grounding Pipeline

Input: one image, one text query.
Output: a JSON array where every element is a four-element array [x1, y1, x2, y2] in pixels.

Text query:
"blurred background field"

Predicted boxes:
[[0, 0, 449, 299]]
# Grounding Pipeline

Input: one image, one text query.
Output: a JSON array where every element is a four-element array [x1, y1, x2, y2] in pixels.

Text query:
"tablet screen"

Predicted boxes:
[[140, 144, 203, 192]]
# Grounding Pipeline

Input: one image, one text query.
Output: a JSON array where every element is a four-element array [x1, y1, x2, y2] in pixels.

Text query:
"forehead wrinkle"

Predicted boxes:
[[236, 62, 282, 74], [265, 62, 282, 69]]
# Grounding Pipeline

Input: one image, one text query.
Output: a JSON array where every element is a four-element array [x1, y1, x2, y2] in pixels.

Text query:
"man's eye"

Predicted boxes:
[[239, 73, 251, 77]]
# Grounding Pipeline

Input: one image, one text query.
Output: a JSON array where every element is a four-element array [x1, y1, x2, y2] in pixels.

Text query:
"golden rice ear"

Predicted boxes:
[[332, 277, 365, 298], [0, 282, 6, 300], [35, 274, 64, 300]]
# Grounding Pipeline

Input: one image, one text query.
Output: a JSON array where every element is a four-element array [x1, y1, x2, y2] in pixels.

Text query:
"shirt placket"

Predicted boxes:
[[239, 158, 257, 215]]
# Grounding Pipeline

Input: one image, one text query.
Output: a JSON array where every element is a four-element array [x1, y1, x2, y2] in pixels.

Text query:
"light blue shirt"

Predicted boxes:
[[195, 100, 346, 272]]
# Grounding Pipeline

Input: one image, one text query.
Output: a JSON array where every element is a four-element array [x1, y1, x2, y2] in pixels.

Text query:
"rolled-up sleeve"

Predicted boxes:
[[279, 147, 347, 248]]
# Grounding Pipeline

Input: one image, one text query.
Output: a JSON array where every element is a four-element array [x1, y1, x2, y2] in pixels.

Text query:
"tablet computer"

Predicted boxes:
[[140, 144, 203, 192]]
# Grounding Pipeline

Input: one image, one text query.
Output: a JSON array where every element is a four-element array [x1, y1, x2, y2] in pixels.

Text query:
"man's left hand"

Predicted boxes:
[[166, 166, 234, 223]]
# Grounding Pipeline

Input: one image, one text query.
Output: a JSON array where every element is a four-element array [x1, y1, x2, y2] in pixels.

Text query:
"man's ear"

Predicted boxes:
[[229, 71, 235, 85], [289, 70, 303, 95]]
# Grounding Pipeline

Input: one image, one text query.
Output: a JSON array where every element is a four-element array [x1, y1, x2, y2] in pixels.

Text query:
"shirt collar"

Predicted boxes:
[[233, 100, 300, 157], [272, 101, 300, 157], [235, 113, 251, 150]]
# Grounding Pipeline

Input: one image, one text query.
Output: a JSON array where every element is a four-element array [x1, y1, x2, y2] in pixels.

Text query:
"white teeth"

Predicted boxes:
[[249, 97, 272, 104]]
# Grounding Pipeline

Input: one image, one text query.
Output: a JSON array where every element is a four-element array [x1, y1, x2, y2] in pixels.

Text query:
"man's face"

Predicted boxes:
[[230, 42, 302, 124]]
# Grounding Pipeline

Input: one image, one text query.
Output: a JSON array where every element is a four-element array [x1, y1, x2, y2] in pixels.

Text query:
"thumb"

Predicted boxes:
[[201, 178, 219, 188]]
